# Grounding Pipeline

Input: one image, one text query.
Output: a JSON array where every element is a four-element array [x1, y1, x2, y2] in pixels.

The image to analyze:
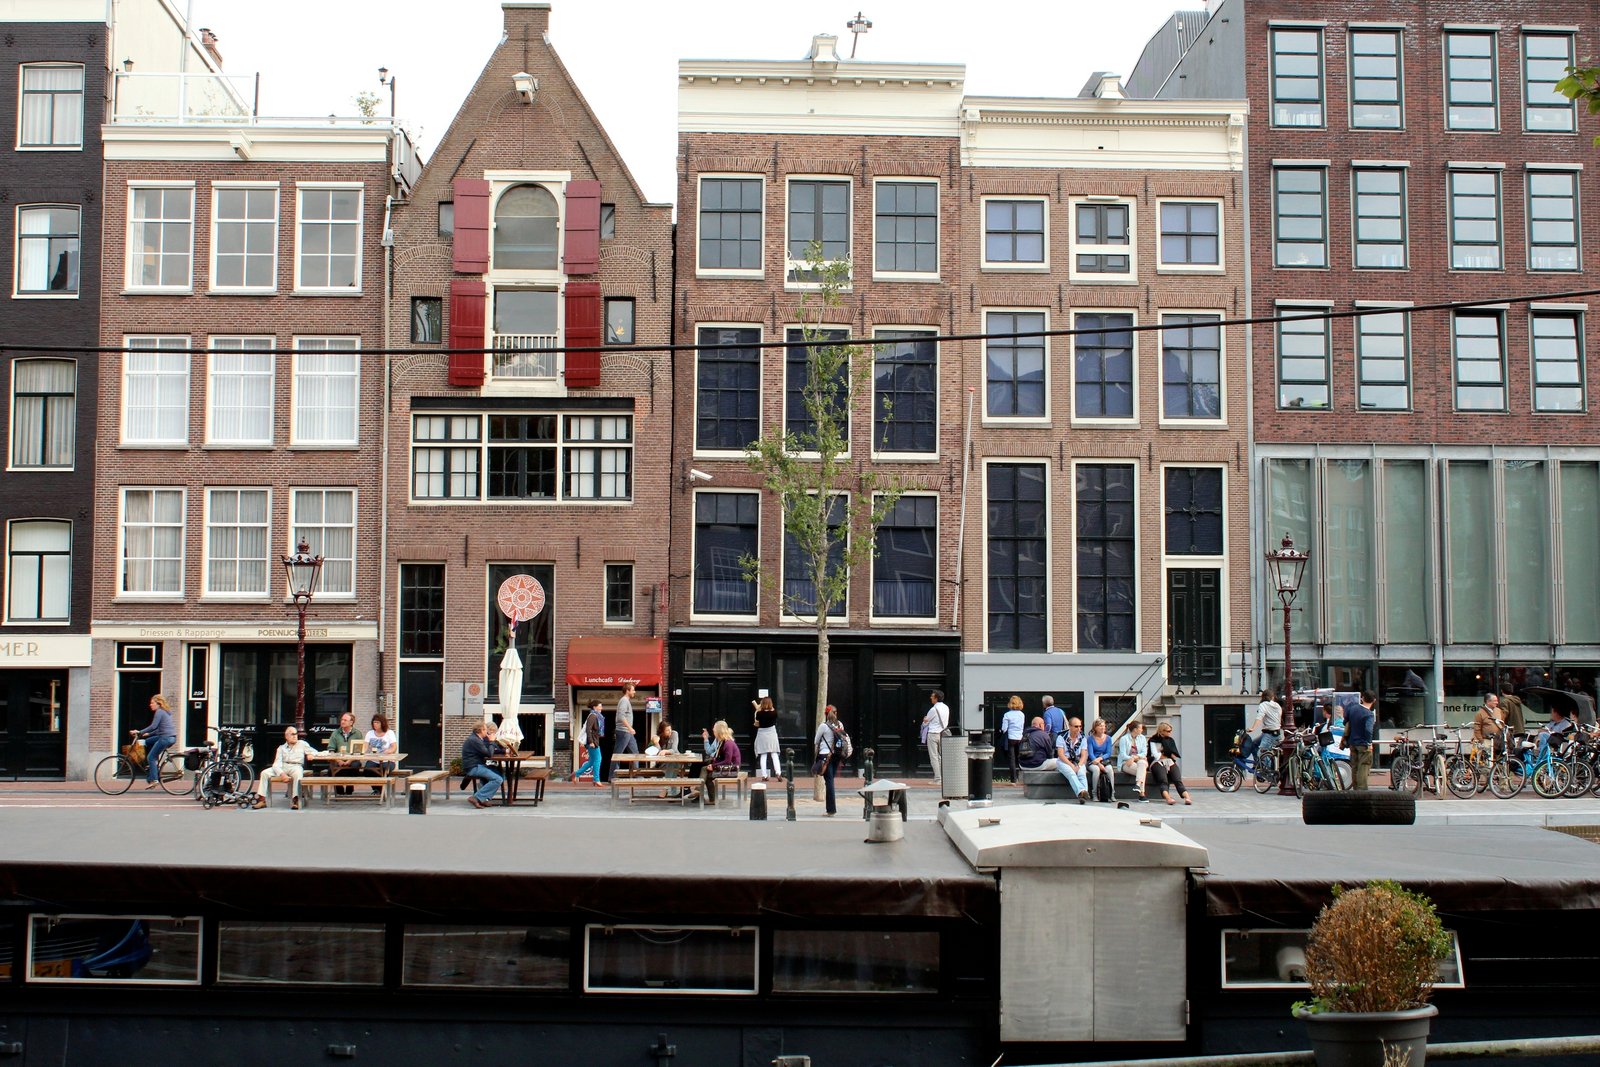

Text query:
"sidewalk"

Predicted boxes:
[[4, 773, 1600, 827]]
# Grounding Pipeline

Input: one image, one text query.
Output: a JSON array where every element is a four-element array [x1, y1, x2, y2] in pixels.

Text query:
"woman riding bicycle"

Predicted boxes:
[[129, 695, 177, 789]]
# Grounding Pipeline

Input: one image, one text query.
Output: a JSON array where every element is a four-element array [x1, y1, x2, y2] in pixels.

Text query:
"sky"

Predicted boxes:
[[187, 0, 1202, 205]]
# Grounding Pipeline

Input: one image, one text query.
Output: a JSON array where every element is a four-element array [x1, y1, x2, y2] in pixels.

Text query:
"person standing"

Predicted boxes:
[[812, 705, 845, 816], [1346, 690, 1377, 790], [1498, 685, 1525, 734], [573, 699, 605, 785], [922, 690, 950, 782], [613, 683, 640, 757], [1472, 694, 1504, 759], [1040, 695, 1066, 740], [460, 721, 505, 809], [999, 696, 1026, 783], [752, 695, 781, 780], [129, 695, 177, 788]]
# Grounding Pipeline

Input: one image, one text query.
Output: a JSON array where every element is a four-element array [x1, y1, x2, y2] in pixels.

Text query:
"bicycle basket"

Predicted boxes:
[[183, 750, 204, 771]]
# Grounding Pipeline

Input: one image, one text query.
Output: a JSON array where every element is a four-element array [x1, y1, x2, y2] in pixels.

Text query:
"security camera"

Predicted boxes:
[[688, 468, 713, 482]]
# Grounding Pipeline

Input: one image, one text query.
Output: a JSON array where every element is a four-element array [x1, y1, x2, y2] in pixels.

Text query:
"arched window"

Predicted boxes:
[[494, 184, 558, 270]]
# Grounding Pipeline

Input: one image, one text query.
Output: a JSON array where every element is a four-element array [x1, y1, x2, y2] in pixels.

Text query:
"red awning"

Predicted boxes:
[[565, 636, 663, 689]]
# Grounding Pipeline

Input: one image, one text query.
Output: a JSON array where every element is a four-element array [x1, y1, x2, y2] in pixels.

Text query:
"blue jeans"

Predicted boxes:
[[144, 736, 176, 782], [575, 745, 602, 781], [814, 753, 839, 814], [466, 765, 503, 804], [1057, 761, 1087, 794]]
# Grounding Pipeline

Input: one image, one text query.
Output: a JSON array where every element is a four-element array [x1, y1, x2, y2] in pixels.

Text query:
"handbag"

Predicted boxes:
[[919, 722, 930, 745]]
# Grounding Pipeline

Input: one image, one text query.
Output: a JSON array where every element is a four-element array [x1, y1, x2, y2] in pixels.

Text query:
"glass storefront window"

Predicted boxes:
[[1503, 461, 1550, 643], [1442, 664, 1494, 726], [1324, 460, 1374, 643], [220, 645, 353, 728], [1267, 459, 1317, 644], [1560, 463, 1600, 643], [1382, 460, 1430, 643], [1376, 665, 1430, 728], [1446, 462, 1493, 644]]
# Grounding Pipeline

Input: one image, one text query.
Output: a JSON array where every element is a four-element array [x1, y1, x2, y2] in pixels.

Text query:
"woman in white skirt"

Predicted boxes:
[[752, 696, 782, 780]]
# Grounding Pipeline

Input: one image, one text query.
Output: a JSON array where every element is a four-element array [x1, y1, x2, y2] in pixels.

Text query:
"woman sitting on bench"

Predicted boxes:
[[700, 720, 742, 803]]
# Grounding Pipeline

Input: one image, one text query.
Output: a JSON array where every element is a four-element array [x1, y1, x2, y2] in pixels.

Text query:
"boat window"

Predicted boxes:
[[27, 915, 201, 984]]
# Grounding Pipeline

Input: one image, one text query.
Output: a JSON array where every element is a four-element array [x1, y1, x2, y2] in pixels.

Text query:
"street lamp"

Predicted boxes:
[[378, 66, 396, 118], [1265, 532, 1309, 795], [281, 538, 324, 736]]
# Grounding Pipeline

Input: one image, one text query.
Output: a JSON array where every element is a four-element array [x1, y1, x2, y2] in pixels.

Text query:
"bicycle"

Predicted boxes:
[[1387, 732, 1421, 793], [1391, 729, 1450, 797], [195, 727, 256, 808], [1213, 730, 1279, 794], [1280, 728, 1351, 796], [92, 743, 198, 797]]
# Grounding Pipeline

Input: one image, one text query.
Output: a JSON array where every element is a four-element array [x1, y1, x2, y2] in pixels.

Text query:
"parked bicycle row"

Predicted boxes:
[[1388, 710, 1600, 799]]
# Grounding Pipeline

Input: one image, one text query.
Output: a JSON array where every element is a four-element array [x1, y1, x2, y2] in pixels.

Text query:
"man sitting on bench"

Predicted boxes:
[[461, 721, 504, 810]]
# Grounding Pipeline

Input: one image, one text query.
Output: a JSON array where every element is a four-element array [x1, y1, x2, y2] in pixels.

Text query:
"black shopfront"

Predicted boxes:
[[668, 629, 960, 778]]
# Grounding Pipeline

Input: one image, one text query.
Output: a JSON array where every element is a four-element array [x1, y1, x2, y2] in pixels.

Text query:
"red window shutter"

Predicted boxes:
[[563, 180, 601, 275], [447, 279, 487, 386], [452, 179, 490, 273], [563, 282, 603, 386]]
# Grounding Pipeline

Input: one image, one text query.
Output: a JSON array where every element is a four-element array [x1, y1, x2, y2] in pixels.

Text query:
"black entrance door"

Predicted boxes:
[[869, 679, 943, 777], [117, 670, 163, 743], [1167, 568, 1222, 687], [0, 670, 68, 777], [399, 662, 443, 769]]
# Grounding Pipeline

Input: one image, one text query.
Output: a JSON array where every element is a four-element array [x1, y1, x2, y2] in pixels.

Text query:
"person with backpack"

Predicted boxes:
[[1085, 717, 1115, 802], [812, 705, 848, 816]]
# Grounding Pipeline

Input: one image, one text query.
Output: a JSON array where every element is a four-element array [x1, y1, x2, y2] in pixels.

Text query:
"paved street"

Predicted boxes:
[[5, 774, 1599, 829]]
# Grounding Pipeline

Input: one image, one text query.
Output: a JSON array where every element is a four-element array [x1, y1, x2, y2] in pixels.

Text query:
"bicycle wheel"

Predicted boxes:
[[1426, 753, 1447, 796], [1283, 756, 1305, 798], [1253, 750, 1278, 793], [1487, 757, 1525, 799], [1532, 762, 1570, 798], [158, 752, 197, 796], [234, 763, 256, 790], [1330, 760, 1353, 792], [1214, 764, 1242, 792], [1563, 760, 1592, 799], [1445, 756, 1478, 799], [1388, 756, 1417, 794], [93, 754, 135, 796]]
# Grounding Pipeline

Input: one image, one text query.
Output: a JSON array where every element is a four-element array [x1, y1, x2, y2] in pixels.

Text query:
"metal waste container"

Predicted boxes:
[[967, 729, 995, 806], [408, 781, 429, 814], [939, 732, 969, 800]]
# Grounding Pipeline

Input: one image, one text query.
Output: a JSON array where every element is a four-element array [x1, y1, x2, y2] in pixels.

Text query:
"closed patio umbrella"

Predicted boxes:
[[497, 644, 524, 750]]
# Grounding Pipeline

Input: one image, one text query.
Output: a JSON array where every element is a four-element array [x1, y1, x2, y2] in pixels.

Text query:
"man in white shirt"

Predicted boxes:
[[1241, 687, 1283, 765], [923, 690, 950, 782]]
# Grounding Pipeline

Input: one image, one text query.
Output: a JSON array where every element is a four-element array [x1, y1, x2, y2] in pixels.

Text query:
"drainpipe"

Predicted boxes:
[[1238, 109, 1261, 698], [952, 386, 976, 723], [378, 193, 395, 709], [1429, 443, 1444, 726]]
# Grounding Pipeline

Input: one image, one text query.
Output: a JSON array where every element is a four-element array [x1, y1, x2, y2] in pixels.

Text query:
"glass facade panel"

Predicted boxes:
[[1382, 461, 1430, 644], [1561, 463, 1600, 643], [1324, 460, 1374, 643], [1503, 461, 1549, 644], [1447, 462, 1493, 644], [1267, 459, 1316, 644]]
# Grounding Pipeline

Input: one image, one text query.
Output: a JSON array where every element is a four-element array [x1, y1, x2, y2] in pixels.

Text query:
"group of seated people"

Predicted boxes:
[[1012, 702, 1192, 806], [251, 711, 398, 810]]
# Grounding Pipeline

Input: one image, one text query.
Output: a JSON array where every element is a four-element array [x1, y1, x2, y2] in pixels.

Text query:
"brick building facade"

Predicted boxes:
[[384, 2, 673, 773], [89, 104, 405, 769], [1136, 0, 1600, 732]]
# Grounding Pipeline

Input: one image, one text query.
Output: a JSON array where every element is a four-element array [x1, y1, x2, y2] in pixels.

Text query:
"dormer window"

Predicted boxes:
[[494, 184, 558, 270]]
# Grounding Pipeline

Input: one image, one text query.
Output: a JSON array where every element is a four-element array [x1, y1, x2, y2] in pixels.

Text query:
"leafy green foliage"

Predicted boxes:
[[1556, 65, 1600, 144]]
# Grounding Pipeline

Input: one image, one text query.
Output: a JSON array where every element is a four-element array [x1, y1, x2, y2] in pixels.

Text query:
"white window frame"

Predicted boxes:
[[869, 491, 941, 626], [689, 488, 761, 622], [563, 414, 634, 502], [778, 491, 850, 626], [1069, 308, 1139, 427], [980, 460, 1051, 653], [694, 173, 766, 279], [288, 488, 357, 599], [13, 203, 81, 299], [486, 176, 567, 280], [202, 487, 272, 600], [291, 337, 361, 448], [125, 181, 195, 293], [209, 181, 280, 294], [870, 177, 940, 281], [204, 336, 275, 449], [120, 336, 191, 447], [981, 307, 1051, 425], [784, 174, 853, 290], [16, 63, 85, 150], [4, 518, 72, 625], [692, 322, 764, 459], [293, 182, 364, 294], [405, 413, 633, 505], [1068, 196, 1137, 283], [117, 486, 186, 600], [980, 195, 1049, 271], [1070, 459, 1142, 655], [8, 357, 76, 471], [408, 414, 482, 503], [1155, 198, 1225, 273], [1157, 308, 1228, 426]]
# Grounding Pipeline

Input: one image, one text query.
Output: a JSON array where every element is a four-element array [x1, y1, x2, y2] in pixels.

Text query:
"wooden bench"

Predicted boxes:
[[407, 769, 448, 801], [1020, 767, 1138, 801], [612, 775, 704, 806], [264, 774, 398, 807], [708, 770, 749, 806]]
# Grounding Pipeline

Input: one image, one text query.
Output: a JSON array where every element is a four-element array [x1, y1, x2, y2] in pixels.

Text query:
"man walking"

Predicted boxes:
[[1041, 695, 1065, 740], [614, 683, 639, 756], [1346, 690, 1376, 790], [923, 690, 950, 782]]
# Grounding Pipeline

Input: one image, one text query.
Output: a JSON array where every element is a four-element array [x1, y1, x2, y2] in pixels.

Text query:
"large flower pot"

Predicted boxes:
[[1294, 1004, 1437, 1067]]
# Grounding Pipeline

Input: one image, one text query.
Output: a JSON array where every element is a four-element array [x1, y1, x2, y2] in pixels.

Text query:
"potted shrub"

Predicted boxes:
[[1293, 880, 1451, 1067]]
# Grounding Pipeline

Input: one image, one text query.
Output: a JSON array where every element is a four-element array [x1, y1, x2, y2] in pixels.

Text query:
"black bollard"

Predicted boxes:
[[784, 748, 797, 821], [861, 747, 876, 820], [749, 780, 768, 820]]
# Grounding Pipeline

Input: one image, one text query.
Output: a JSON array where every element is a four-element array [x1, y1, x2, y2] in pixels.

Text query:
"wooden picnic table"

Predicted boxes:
[[487, 751, 550, 806], [609, 752, 703, 805]]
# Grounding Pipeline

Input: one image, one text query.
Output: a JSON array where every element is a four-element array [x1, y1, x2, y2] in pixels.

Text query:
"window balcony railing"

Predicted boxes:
[[491, 334, 559, 380]]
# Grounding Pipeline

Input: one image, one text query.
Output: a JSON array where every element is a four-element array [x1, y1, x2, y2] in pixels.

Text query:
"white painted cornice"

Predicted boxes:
[[103, 123, 393, 163]]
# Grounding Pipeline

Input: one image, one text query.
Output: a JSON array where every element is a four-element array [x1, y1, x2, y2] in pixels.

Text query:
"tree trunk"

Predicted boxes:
[[814, 621, 830, 801]]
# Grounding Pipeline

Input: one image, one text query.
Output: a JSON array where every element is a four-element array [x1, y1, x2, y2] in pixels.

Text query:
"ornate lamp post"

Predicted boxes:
[[281, 538, 324, 736], [1265, 533, 1309, 796]]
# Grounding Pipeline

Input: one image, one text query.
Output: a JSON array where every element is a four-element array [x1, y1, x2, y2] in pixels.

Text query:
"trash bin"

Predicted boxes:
[[967, 729, 994, 807], [408, 781, 429, 815], [939, 732, 969, 800]]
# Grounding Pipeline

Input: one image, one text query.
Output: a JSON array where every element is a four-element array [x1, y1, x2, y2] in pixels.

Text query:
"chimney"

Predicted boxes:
[[503, 2, 551, 37], [808, 34, 840, 65], [1093, 73, 1125, 99], [196, 27, 223, 67]]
